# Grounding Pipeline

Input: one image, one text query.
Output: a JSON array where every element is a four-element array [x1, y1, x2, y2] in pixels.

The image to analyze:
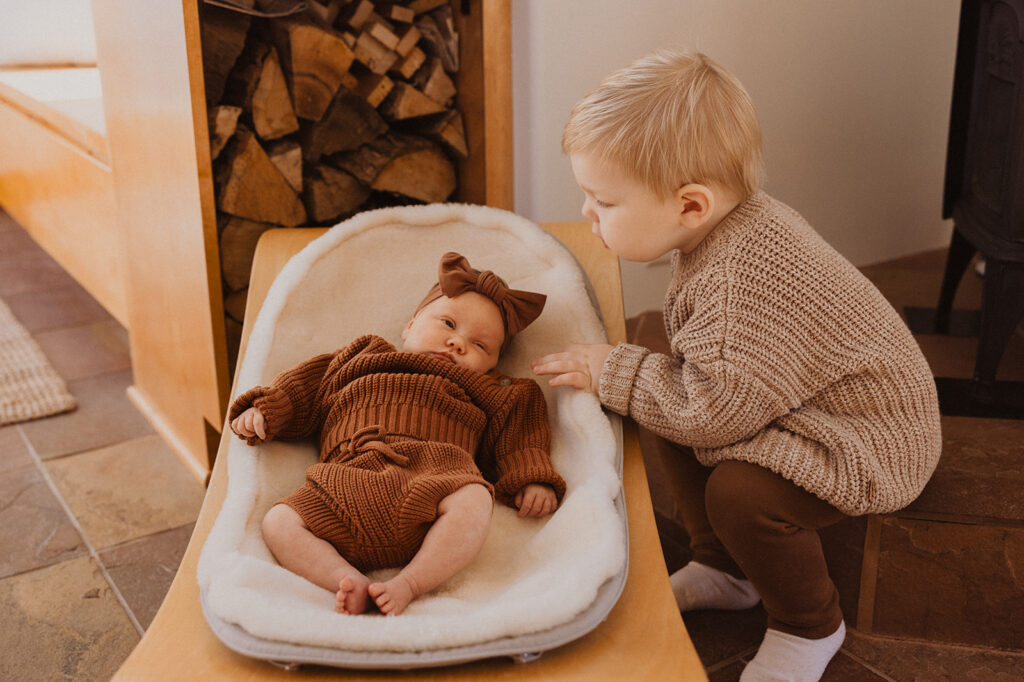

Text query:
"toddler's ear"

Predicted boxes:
[[676, 183, 714, 229]]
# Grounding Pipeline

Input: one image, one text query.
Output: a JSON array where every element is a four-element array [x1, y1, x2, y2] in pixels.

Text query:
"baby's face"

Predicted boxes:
[[401, 292, 505, 374]]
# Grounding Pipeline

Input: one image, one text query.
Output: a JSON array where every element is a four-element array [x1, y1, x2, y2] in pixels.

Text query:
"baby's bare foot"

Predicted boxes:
[[368, 574, 419, 616], [335, 575, 371, 614]]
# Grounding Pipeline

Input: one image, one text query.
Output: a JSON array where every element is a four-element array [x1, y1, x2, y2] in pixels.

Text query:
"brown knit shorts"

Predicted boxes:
[[279, 439, 493, 572]]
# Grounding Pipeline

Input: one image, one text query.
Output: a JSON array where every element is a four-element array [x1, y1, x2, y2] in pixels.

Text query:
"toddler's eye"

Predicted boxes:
[[443, 319, 455, 328], [595, 199, 612, 209]]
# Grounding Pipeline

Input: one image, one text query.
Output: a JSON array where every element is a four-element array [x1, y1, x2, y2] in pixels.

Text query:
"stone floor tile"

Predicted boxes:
[[4, 284, 113, 333], [908, 416, 1024, 522], [0, 424, 33, 471], [707, 659, 746, 682], [0, 555, 139, 681], [682, 607, 765, 668], [18, 370, 154, 460], [0, 463, 86, 578], [33, 319, 131, 382], [0, 250, 79, 297], [821, 650, 890, 680], [45, 435, 205, 549], [0, 220, 44, 257], [872, 518, 1024, 650], [98, 523, 194, 629], [843, 630, 1024, 681]]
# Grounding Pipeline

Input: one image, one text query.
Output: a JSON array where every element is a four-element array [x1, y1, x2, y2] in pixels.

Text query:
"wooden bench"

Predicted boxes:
[[113, 223, 707, 680]]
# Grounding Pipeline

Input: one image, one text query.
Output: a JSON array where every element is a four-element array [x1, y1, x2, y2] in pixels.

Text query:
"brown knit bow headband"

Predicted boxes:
[[416, 252, 547, 348]]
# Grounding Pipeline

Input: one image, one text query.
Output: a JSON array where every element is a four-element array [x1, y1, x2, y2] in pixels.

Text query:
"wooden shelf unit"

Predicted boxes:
[[0, 0, 512, 479]]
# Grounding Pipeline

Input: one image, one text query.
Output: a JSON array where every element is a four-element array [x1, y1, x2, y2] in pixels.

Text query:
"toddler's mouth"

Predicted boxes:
[[431, 352, 456, 364]]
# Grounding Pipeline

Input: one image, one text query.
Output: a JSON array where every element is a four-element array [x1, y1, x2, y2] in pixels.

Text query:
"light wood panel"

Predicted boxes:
[[454, 0, 513, 209], [113, 222, 705, 680], [91, 0, 229, 478], [0, 100, 126, 326]]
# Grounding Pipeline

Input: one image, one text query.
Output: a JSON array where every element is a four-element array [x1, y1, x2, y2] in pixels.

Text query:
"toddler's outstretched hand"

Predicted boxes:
[[515, 483, 558, 518], [531, 343, 614, 394], [231, 406, 266, 441]]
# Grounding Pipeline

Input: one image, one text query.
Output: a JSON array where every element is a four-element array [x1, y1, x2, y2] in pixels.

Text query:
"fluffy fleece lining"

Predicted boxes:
[[198, 204, 625, 652]]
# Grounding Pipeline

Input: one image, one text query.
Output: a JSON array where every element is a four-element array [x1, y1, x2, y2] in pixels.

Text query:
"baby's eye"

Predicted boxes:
[[443, 319, 455, 329], [474, 342, 487, 351], [595, 199, 612, 209]]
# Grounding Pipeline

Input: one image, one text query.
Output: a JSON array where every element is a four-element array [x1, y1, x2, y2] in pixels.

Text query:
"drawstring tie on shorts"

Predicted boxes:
[[345, 425, 409, 467]]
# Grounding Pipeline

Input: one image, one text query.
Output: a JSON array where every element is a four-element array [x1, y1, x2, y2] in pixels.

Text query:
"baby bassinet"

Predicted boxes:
[[196, 203, 628, 669]]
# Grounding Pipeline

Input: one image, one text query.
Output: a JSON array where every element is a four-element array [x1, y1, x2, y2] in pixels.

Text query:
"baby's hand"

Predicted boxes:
[[230, 406, 266, 441], [531, 343, 614, 394], [514, 483, 558, 518]]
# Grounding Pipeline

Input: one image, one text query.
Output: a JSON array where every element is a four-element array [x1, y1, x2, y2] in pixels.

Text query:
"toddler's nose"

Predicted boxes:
[[447, 336, 464, 353]]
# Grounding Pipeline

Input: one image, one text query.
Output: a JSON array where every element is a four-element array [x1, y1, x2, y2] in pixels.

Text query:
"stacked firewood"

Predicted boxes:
[[200, 0, 466, 369]]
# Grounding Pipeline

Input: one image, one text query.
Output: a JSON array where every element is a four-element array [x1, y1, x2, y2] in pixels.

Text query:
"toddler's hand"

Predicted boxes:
[[531, 343, 614, 394], [514, 483, 558, 518], [231, 406, 266, 441]]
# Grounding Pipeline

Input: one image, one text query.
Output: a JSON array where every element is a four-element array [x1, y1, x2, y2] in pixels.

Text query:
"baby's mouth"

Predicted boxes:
[[431, 352, 456, 364]]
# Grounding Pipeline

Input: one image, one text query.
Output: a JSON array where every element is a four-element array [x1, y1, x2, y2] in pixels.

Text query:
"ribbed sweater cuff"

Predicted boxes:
[[228, 386, 293, 445], [599, 343, 650, 415], [494, 447, 567, 506]]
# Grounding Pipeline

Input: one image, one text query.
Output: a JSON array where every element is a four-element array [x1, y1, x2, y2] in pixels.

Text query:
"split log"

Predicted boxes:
[[428, 5, 459, 71], [390, 46, 425, 80], [411, 108, 467, 158], [307, 0, 346, 25], [354, 72, 395, 108], [333, 133, 430, 184], [367, 21, 401, 51], [217, 125, 308, 225], [353, 31, 399, 75], [304, 165, 372, 222], [413, 56, 456, 106], [220, 216, 276, 291], [386, 4, 415, 24], [251, 48, 300, 139], [273, 20, 355, 120], [379, 81, 445, 120], [266, 139, 303, 192], [407, 0, 448, 15], [416, 11, 457, 73], [393, 24, 421, 57], [343, 0, 375, 30], [303, 90, 388, 161], [371, 141, 455, 203], [224, 288, 249, 324], [201, 3, 254, 104], [208, 105, 243, 160]]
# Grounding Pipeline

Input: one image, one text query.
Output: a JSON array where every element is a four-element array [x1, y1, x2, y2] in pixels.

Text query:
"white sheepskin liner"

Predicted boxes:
[[197, 203, 626, 653]]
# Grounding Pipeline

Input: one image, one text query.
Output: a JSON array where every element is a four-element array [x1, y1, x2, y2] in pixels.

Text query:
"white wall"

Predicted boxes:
[[511, 0, 961, 317], [0, 1, 97, 66]]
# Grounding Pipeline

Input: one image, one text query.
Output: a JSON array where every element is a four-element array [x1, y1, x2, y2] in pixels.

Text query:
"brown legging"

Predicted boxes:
[[643, 430, 847, 639]]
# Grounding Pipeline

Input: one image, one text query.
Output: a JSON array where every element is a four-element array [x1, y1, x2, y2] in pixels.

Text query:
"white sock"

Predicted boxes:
[[669, 561, 761, 612], [740, 620, 846, 682]]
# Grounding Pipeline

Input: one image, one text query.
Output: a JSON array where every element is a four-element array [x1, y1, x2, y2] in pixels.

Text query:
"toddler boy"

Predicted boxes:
[[533, 51, 941, 681]]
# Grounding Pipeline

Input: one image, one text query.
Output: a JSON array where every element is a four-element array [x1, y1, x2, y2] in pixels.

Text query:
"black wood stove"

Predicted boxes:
[[907, 0, 1024, 418]]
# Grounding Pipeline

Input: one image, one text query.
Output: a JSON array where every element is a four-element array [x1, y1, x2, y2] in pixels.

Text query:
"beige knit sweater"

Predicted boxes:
[[600, 192, 941, 515]]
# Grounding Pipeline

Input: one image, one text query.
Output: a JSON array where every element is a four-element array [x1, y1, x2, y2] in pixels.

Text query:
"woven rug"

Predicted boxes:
[[0, 297, 76, 425]]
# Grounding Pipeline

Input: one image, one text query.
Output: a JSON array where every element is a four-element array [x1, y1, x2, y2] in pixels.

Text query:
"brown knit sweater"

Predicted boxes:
[[600, 192, 942, 516], [230, 335, 566, 508]]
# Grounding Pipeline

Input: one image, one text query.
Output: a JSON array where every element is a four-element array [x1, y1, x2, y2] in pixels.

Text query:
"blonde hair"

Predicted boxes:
[[563, 50, 763, 198]]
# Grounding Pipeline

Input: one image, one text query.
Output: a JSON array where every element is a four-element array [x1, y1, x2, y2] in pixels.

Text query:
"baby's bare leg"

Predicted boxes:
[[369, 483, 493, 615], [262, 503, 371, 614]]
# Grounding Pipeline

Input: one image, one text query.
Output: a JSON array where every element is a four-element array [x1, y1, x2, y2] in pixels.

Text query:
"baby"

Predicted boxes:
[[230, 252, 565, 616]]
